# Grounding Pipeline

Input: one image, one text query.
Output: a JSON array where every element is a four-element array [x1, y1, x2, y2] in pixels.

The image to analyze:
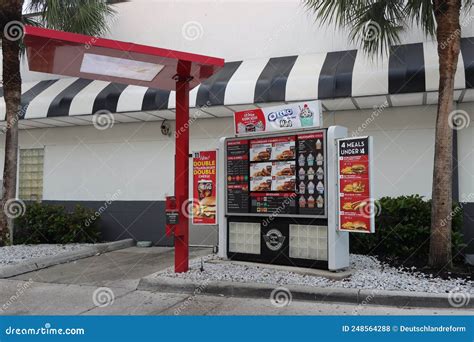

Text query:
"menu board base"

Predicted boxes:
[[227, 216, 329, 270]]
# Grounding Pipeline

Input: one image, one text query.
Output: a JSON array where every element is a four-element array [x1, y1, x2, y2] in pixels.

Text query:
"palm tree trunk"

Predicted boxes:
[[429, 0, 461, 268], [0, 0, 23, 246]]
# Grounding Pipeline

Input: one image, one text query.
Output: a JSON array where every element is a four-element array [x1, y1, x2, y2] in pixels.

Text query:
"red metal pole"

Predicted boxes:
[[174, 65, 191, 273]]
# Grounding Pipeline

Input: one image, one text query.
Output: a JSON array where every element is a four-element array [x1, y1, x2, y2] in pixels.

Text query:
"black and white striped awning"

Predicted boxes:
[[2, 38, 474, 128]]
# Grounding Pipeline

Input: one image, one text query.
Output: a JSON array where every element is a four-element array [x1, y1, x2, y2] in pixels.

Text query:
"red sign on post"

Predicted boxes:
[[337, 137, 374, 233], [192, 150, 218, 225]]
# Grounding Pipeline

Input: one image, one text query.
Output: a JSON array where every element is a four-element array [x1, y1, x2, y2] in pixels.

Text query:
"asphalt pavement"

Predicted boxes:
[[0, 247, 470, 315]]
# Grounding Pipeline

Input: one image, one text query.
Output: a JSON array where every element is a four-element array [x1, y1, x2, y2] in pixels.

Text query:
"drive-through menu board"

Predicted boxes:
[[226, 139, 250, 213], [225, 130, 327, 218]]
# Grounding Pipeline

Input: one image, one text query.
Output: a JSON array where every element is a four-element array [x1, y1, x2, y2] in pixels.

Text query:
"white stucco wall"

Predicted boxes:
[[334, 105, 438, 199], [0, 104, 442, 201], [13, 0, 474, 83], [457, 102, 474, 201]]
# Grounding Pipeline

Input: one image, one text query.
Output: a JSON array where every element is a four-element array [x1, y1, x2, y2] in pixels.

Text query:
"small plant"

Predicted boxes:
[[350, 195, 466, 266], [14, 203, 101, 244]]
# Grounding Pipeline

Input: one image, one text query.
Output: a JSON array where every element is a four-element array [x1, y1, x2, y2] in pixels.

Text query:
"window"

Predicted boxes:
[[19, 148, 44, 201]]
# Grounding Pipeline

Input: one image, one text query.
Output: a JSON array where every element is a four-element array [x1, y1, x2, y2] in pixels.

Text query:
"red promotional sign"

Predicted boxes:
[[337, 137, 374, 233], [192, 150, 218, 225]]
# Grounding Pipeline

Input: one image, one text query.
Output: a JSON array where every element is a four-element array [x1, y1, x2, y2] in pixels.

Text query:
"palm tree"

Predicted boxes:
[[0, 0, 124, 246], [304, 0, 471, 268]]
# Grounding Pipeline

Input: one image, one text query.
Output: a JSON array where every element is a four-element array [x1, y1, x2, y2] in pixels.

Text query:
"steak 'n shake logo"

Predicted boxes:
[[263, 229, 286, 251]]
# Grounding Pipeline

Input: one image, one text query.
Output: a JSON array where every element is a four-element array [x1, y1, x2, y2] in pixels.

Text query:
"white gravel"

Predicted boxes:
[[159, 254, 473, 294], [0, 244, 91, 265]]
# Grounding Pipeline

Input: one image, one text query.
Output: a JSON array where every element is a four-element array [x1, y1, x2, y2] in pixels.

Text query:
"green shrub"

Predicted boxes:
[[14, 203, 101, 244], [350, 195, 466, 265]]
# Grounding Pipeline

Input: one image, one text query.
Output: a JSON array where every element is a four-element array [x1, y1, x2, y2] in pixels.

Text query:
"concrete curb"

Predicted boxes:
[[0, 239, 134, 279], [138, 274, 473, 309], [207, 259, 353, 280]]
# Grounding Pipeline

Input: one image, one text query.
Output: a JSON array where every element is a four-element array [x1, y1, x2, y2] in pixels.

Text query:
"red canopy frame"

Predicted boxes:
[[24, 25, 223, 90], [23, 25, 224, 273]]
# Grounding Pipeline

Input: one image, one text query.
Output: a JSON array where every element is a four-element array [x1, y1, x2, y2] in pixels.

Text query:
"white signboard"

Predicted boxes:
[[233, 101, 323, 135]]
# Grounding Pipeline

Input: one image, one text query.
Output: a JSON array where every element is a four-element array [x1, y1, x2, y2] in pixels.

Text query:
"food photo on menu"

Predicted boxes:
[[193, 195, 217, 219], [250, 162, 272, 177], [250, 162, 273, 192], [339, 214, 370, 232], [272, 139, 295, 160], [273, 178, 296, 192], [273, 161, 295, 177], [250, 142, 272, 161], [250, 178, 272, 192], [340, 179, 368, 195], [341, 198, 369, 212], [340, 161, 368, 175]]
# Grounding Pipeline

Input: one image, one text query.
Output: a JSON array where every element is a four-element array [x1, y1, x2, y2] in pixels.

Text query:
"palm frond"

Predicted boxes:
[[404, 0, 435, 37], [302, 0, 456, 56], [27, 0, 123, 36], [349, 0, 405, 55]]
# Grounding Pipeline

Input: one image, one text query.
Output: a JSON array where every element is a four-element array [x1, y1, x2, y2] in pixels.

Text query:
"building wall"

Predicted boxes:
[[0, 104, 454, 245], [11, 1, 474, 84], [457, 103, 474, 253], [8, 106, 439, 201]]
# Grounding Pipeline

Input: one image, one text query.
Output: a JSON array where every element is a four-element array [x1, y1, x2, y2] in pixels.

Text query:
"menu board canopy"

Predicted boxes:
[[337, 136, 375, 233], [225, 130, 327, 218], [233, 101, 323, 136]]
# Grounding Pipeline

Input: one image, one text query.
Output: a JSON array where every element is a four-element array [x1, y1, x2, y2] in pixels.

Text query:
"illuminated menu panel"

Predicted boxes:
[[296, 132, 326, 216], [226, 139, 249, 213], [338, 136, 374, 233], [250, 192, 296, 214], [225, 131, 326, 217], [249, 136, 296, 213]]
